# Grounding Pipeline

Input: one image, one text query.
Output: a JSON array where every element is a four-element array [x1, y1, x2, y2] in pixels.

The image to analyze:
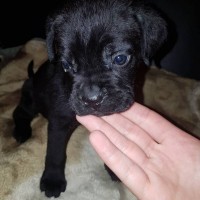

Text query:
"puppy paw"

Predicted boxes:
[[104, 164, 121, 182], [13, 125, 32, 143], [40, 171, 67, 198]]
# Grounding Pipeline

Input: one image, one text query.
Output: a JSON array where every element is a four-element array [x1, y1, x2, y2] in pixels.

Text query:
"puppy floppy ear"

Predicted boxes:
[[135, 3, 168, 65], [45, 15, 60, 62]]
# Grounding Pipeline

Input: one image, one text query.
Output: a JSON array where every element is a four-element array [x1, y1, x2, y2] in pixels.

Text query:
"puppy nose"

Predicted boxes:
[[80, 85, 107, 107]]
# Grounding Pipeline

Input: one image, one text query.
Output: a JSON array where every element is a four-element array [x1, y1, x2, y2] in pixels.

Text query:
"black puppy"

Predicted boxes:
[[13, 0, 167, 198]]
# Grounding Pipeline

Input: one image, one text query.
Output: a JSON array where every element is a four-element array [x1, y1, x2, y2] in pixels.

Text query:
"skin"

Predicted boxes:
[[77, 102, 200, 200]]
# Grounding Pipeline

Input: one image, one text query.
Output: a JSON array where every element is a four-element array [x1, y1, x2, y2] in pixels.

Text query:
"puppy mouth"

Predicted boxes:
[[72, 95, 134, 117], [75, 102, 134, 117]]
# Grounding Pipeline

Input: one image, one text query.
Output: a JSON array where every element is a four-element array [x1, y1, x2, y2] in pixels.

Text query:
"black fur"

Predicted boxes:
[[13, 0, 167, 198]]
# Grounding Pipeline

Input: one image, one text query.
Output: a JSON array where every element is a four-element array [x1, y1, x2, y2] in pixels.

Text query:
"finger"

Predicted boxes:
[[102, 113, 157, 152], [77, 115, 148, 165], [122, 102, 180, 143], [89, 131, 149, 198]]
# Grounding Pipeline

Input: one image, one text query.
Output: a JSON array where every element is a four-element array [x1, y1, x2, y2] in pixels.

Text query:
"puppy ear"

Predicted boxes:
[[45, 16, 58, 62], [135, 3, 168, 65]]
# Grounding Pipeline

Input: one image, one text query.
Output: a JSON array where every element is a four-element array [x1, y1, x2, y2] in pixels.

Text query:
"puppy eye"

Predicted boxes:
[[61, 60, 77, 73], [62, 61, 71, 72], [113, 54, 130, 66]]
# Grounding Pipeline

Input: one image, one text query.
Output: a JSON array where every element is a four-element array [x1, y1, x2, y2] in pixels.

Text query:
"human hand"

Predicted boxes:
[[77, 102, 200, 200]]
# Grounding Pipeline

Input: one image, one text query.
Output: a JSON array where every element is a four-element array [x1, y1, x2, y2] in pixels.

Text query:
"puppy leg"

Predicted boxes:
[[13, 79, 38, 143], [40, 117, 78, 198], [104, 164, 121, 182]]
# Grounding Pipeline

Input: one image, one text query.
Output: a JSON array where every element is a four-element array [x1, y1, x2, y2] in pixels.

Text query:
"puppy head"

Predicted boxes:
[[46, 0, 167, 116]]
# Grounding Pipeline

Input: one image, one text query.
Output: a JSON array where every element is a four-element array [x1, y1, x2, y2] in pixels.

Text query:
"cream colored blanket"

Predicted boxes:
[[0, 39, 200, 200]]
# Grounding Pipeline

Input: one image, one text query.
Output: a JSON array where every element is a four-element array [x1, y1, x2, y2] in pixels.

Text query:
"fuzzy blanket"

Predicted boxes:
[[0, 39, 200, 200]]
